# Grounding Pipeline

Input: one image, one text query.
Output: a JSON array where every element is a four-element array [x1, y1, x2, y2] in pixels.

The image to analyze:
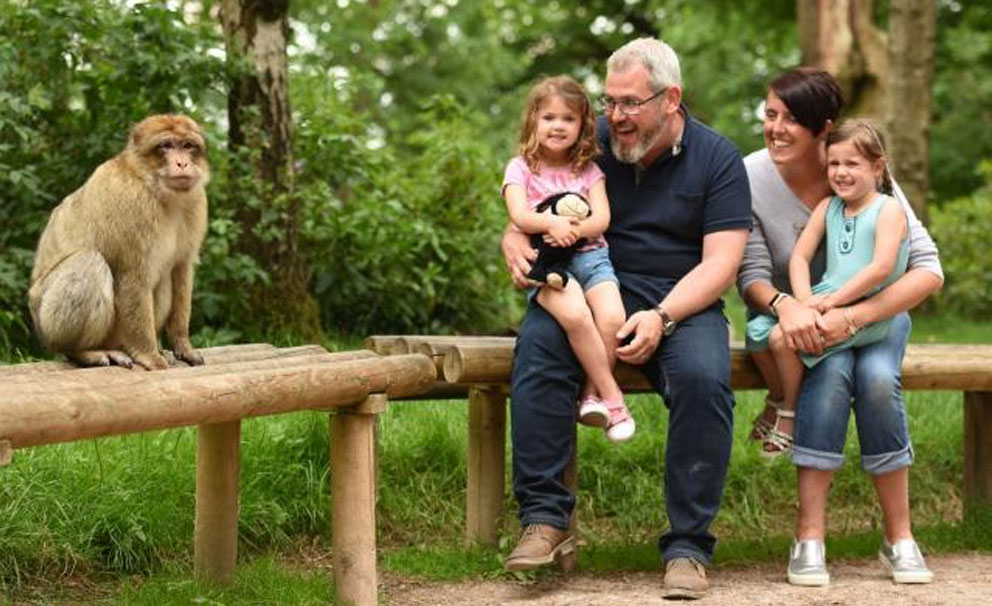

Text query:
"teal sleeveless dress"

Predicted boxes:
[[799, 194, 909, 367]]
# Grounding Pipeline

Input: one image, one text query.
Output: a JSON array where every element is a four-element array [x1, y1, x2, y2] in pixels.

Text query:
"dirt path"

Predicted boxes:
[[383, 553, 992, 605]]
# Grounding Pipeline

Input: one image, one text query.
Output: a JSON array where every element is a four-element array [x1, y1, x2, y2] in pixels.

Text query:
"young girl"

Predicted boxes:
[[502, 75, 633, 442], [747, 119, 910, 459]]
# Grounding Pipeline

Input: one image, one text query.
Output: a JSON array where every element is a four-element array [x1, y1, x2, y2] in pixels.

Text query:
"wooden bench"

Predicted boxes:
[[0, 344, 436, 606], [367, 336, 992, 552]]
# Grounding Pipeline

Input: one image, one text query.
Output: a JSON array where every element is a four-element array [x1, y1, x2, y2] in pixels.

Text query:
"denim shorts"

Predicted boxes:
[[527, 246, 618, 300], [791, 313, 914, 474]]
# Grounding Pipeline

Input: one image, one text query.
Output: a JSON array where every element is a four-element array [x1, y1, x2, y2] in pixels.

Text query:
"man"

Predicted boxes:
[[501, 38, 751, 599]]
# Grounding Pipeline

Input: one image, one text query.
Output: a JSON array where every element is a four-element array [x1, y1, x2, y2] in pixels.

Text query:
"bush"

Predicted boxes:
[[295, 85, 521, 336], [930, 160, 992, 318]]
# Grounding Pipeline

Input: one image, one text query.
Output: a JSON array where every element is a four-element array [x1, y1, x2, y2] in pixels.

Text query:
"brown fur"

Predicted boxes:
[[28, 114, 210, 370]]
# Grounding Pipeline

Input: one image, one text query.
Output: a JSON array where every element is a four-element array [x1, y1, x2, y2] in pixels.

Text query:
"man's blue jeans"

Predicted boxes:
[[792, 313, 914, 474], [510, 295, 735, 565]]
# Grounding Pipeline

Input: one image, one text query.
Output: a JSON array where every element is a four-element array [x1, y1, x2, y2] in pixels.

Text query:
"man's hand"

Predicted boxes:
[[776, 296, 824, 354], [616, 310, 663, 365], [501, 227, 537, 289]]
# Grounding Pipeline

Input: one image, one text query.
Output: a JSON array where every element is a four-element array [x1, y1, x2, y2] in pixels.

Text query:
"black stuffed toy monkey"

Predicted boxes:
[[526, 191, 591, 289]]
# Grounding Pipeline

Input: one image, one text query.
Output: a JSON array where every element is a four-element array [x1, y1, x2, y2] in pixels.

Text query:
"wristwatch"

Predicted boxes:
[[654, 305, 678, 336]]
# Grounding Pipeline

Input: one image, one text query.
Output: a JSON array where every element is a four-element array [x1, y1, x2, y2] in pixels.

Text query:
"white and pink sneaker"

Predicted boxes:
[[577, 395, 609, 428], [603, 397, 635, 442]]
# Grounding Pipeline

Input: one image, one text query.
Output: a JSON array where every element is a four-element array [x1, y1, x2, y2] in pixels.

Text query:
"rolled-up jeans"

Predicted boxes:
[[791, 312, 914, 474], [510, 294, 734, 565]]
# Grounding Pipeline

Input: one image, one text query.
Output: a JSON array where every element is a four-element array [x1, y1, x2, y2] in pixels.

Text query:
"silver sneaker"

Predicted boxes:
[[787, 539, 830, 586], [879, 538, 934, 584]]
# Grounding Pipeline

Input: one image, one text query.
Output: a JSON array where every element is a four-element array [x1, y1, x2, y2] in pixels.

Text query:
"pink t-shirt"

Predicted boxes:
[[501, 156, 608, 249]]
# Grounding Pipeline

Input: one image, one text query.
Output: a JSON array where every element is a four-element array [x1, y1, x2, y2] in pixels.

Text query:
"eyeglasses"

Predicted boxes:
[[597, 88, 667, 116]]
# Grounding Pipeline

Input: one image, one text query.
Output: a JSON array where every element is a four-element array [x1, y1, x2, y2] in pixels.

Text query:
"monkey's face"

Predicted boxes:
[[129, 115, 210, 193]]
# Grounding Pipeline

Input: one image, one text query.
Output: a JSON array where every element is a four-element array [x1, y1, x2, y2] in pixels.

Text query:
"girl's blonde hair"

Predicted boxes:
[[517, 75, 599, 173], [826, 118, 894, 195]]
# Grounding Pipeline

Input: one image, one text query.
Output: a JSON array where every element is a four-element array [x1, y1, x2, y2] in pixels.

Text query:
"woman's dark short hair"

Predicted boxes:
[[769, 68, 845, 136]]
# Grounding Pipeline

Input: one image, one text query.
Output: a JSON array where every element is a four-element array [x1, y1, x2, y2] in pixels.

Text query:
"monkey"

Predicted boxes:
[[28, 114, 209, 370]]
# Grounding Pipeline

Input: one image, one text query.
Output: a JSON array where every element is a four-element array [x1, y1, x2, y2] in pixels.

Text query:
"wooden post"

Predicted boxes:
[[465, 386, 507, 546], [331, 394, 387, 606], [964, 391, 992, 510], [194, 420, 241, 585]]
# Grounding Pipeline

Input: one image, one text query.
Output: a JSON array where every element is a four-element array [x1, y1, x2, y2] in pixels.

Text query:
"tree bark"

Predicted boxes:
[[797, 0, 888, 118], [886, 0, 936, 222], [221, 0, 321, 340], [797, 0, 935, 222]]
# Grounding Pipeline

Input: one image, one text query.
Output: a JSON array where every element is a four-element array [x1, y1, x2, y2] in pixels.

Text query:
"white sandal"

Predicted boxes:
[[760, 407, 795, 459], [750, 396, 784, 442]]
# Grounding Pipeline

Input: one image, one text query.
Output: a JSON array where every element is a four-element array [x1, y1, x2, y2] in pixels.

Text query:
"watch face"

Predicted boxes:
[[663, 320, 676, 336]]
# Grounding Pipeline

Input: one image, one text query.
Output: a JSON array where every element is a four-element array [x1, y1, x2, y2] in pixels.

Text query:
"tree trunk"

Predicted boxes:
[[221, 0, 321, 341], [886, 0, 936, 223], [797, 0, 888, 118], [798, 0, 935, 222]]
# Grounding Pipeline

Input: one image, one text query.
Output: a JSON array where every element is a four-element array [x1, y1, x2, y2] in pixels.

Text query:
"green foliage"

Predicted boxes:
[[932, 3, 992, 201], [295, 81, 521, 335], [930, 161, 992, 318]]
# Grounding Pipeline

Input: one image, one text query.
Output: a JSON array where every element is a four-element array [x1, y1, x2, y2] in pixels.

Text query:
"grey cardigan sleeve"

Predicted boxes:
[[736, 212, 773, 300], [894, 180, 943, 280]]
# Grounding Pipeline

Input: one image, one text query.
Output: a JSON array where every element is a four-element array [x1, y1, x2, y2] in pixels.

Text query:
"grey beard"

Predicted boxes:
[[609, 121, 665, 165]]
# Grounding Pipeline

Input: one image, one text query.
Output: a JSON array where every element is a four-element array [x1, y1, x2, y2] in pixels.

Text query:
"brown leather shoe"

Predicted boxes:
[[504, 524, 575, 571], [663, 557, 709, 599]]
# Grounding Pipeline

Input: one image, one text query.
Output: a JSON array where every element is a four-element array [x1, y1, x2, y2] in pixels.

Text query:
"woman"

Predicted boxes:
[[736, 68, 943, 586]]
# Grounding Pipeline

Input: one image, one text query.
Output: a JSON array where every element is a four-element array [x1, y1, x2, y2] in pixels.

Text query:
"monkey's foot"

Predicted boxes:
[[132, 351, 171, 371], [170, 347, 205, 367], [546, 273, 565, 290], [69, 350, 134, 369]]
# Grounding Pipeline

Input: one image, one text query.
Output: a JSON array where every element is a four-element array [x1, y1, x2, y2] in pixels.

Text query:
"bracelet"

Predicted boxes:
[[843, 307, 860, 337], [768, 292, 790, 318]]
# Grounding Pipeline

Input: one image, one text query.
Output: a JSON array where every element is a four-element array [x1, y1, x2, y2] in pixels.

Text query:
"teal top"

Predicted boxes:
[[797, 194, 910, 367], [813, 194, 909, 298]]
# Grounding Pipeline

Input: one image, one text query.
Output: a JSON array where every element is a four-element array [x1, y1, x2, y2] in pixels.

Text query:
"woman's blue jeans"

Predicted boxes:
[[509, 295, 734, 565], [791, 312, 914, 474]]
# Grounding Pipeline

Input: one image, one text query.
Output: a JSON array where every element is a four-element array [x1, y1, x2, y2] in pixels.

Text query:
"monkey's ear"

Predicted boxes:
[[129, 121, 147, 148]]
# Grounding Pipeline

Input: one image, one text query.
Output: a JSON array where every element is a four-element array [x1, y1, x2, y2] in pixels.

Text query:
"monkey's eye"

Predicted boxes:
[[182, 141, 200, 153], [158, 141, 176, 152]]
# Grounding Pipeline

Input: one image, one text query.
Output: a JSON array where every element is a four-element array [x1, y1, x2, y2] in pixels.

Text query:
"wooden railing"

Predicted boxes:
[[6, 337, 990, 604], [0, 344, 436, 606]]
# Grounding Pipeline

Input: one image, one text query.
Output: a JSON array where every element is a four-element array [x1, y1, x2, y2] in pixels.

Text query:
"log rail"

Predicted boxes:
[[367, 335, 992, 551], [0, 344, 436, 606]]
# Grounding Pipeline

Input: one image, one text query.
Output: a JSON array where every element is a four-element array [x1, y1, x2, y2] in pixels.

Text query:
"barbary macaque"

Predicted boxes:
[[28, 114, 209, 370]]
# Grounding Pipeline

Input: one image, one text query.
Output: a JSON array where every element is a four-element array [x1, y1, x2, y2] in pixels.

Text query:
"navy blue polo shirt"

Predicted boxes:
[[595, 108, 752, 309]]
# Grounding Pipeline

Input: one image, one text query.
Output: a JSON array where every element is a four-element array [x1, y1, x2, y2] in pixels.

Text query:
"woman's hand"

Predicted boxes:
[[500, 228, 537, 289], [816, 308, 851, 347], [776, 296, 824, 354]]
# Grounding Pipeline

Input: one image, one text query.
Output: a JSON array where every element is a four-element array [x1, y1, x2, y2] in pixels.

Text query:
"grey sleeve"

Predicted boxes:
[[736, 212, 773, 299], [894, 180, 943, 279]]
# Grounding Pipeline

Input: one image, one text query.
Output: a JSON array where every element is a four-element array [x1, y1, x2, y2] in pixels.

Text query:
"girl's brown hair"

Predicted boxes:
[[826, 118, 894, 195], [517, 75, 599, 173]]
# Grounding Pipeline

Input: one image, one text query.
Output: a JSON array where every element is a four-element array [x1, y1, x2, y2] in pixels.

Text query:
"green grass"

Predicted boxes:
[[1, 310, 991, 603]]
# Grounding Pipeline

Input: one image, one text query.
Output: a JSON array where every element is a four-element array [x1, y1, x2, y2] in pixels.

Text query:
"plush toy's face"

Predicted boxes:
[[555, 193, 590, 219]]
